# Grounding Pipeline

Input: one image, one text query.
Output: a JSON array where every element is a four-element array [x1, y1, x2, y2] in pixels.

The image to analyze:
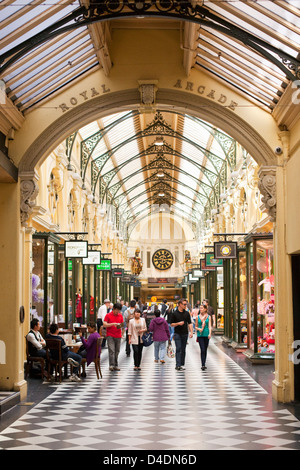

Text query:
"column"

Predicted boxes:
[[0, 182, 26, 397], [259, 166, 294, 402]]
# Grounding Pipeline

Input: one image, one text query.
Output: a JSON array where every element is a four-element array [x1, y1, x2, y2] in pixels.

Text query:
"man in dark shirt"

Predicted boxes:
[[170, 299, 193, 371]]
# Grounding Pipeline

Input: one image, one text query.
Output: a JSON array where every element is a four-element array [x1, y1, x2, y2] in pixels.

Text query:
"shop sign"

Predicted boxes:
[[200, 258, 216, 271], [112, 268, 124, 278], [68, 259, 73, 271], [96, 259, 112, 271], [82, 250, 101, 265], [65, 240, 88, 258], [214, 241, 237, 259], [205, 253, 223, 267]]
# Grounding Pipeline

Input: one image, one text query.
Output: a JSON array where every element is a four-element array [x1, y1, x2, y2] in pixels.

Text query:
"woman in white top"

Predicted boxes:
[[128, 308, 147, 370]]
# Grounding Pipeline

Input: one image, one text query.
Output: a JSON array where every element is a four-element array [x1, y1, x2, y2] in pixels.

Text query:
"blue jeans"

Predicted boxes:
[[198, 337, 209, 367], [174, 333, 188, 368], [67, 351, 82, 375], [154, 341, 167, 361], [168, 324, 175, 341]]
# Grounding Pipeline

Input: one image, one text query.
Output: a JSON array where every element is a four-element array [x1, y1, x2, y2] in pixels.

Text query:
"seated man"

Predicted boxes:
[[46, 323, 82, 382], [78, 321, 101, 374], [27, 318, 47, 359]]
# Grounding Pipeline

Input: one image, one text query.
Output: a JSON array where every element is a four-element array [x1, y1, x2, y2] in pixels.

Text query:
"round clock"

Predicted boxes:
[[152, 249, 174, 271]]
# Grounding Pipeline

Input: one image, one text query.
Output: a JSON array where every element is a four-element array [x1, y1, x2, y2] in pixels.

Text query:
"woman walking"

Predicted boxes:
[[165, 301, 175, 341], [128, 308, 147, 370], [195, 304, 212, 370], [149, 310, 170, 364]]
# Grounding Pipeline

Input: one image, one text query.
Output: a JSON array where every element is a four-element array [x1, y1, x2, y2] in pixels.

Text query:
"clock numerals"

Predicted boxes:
[[152, 249, 174, 271]]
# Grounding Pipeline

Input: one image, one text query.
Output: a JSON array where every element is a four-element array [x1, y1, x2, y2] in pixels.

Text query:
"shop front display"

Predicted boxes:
[[31, 233, 60, 332], [244, 233, 274, 363]]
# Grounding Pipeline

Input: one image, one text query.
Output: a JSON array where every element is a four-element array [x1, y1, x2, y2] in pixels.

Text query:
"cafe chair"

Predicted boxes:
[[46, 338, 72, 383], [80, 337, 102, 380], [25, 337, 46, 380]]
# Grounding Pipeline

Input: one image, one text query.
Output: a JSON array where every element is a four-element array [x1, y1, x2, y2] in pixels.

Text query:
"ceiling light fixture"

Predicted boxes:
[[154, 136, 164, 146]]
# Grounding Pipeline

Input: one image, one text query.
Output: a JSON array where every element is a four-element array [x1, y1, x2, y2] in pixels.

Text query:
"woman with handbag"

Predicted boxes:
[[195, 304, 212, 371], [149, 311, 170, 364], [128, 308, 147, 371]]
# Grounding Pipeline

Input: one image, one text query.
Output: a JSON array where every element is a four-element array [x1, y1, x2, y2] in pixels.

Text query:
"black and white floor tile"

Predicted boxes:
[[1, 337, 300, 450]]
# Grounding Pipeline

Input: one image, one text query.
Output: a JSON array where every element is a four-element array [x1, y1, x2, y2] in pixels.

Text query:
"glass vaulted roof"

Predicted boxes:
[[77, 109, 235, 226], [0, 1, 300, 112]]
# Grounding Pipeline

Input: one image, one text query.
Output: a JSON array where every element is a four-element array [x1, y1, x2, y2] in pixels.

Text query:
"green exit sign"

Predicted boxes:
[[96, 259, 111, 271]]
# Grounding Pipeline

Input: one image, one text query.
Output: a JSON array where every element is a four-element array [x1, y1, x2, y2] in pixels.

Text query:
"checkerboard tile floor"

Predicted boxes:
[[1, 337, 300, 450]]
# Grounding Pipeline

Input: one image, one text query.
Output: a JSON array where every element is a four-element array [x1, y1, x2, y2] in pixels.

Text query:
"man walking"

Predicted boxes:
[[103, 302, 124, 371], [170, 299, 193, 371]]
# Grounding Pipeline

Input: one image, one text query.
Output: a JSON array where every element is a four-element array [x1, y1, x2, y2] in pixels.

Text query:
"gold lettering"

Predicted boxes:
[[101, 84, 111, 94], [228, 100, 238, 111], [58, 103, 69, 113], [91, 87, 100, 97], [218, 94, 227, 104], [174, 79, 183, 89], [186, 81, 194, 91], [207, 89, 215, 99], [80, 91, 88, 100], [70, 97, 78, 105]]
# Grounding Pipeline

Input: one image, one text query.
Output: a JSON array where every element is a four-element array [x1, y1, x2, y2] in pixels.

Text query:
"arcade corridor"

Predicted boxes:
[[1, 337, 300, 451]]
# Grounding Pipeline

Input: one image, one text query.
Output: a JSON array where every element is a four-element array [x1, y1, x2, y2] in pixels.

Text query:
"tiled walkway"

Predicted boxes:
[[1, 337, 300, 450]]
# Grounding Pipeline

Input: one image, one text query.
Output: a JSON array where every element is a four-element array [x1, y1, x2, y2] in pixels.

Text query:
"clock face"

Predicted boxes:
[[152, 249, 174, 271]]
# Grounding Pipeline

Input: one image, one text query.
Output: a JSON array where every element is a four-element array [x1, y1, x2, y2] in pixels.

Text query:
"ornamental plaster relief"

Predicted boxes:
[[258, 166, 277, 223]]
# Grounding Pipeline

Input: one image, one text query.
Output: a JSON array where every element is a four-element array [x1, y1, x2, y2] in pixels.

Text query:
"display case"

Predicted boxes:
[[31, 233, 60, 332], [222, 248, 247, 350], [244, 233, 274, 363]]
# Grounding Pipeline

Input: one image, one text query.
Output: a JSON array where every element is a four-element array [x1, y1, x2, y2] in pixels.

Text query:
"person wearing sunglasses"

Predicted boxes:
[[170, 299, 193, 371]]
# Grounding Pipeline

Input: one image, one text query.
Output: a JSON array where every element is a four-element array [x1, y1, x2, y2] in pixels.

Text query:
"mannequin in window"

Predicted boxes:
[[76, 288, 83, 324]]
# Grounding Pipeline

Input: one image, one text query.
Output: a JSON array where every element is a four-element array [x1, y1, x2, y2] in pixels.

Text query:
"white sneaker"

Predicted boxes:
[[67, 357, 79, 368], [70, 374, 81, 382]]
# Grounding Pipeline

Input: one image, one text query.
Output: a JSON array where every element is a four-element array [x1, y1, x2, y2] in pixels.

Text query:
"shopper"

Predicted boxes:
[[203, 299, 216, 328], [196, 304, 212, 370], [165, 301, 175, 341], [123, 300, 136, 357], [128, 308, 147, 370], [26, 318, 47, 359], [149, 310, 170, 364], [46, 323, 82, 382], [78, 321, 101, 368], [191, 303, 200, 334], [97, 298, 111, 348], [103, 302, 124, 371], [170, 298, 193, 371]]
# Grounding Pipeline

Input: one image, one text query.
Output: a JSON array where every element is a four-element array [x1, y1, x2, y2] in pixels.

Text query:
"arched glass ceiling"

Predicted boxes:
[[74, 109, 236, 227], [1, 1, 300, 112]]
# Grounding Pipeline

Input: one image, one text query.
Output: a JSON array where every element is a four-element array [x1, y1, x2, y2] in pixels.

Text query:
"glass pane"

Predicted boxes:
[[239, 251, 247, 346], [31, 239, 45, 326], [47, 241, 55, 325], [256, 239, 275, 355]]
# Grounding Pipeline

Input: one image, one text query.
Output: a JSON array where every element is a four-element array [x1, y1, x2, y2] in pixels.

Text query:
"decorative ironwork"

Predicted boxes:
[[1, 1, 300, 81]]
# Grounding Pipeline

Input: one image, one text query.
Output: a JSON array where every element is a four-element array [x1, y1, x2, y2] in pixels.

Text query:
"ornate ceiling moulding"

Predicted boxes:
[[258, 166, 277, 223]]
